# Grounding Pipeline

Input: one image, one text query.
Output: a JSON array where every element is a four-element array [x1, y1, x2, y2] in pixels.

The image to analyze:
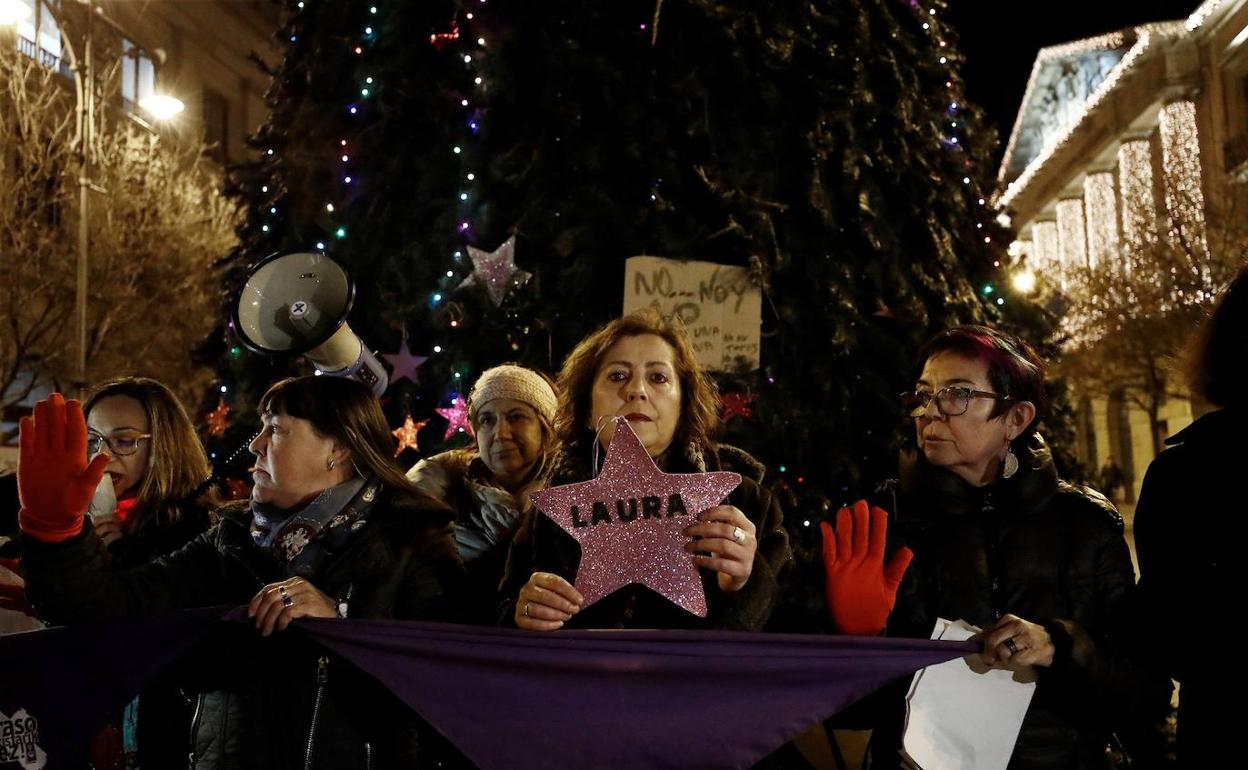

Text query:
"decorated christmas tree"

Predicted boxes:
[[204, 0, 1055, 543]]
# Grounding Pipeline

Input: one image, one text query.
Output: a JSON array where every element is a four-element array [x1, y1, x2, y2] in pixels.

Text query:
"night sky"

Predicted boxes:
[[949, 0, 1205, 167]]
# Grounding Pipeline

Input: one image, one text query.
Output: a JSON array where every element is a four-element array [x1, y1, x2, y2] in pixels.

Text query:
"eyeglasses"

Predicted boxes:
[[87, 432, 152, 457], [900, 387, 1012, 418]]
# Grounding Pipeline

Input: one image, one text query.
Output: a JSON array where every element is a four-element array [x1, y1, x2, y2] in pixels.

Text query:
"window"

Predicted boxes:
[[15, 1, 62, 71], [202, 89, 230, 163], [119, 38, 155, 109]]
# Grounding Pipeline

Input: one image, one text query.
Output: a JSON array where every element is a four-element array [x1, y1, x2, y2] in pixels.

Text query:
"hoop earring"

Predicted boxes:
[[327, 459, 337, 471]]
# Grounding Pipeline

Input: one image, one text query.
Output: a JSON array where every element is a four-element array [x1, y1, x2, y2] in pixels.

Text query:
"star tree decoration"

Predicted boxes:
[[530, 418, 741, 617], [435, 394, 473, 441], [458, 236, 531, 307], [205, 398, 231, 437], [392, 414, 427, 457], [720, 392, 756, 423], [382, 338, 429, 386]]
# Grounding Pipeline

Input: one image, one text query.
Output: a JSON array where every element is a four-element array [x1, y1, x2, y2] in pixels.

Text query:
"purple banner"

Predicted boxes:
[[1, 611, 975, 770]]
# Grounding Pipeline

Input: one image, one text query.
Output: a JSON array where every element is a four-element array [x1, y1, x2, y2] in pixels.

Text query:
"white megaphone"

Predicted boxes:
[[233, 251, 389, 396]]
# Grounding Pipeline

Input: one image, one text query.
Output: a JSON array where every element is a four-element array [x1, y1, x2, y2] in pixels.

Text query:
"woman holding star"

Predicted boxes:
[[506, 309, 791, 631]]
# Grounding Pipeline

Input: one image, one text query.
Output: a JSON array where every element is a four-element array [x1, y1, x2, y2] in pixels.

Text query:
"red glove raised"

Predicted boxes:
[[820, 499, 914, 635], [18, 393, 109, 543]]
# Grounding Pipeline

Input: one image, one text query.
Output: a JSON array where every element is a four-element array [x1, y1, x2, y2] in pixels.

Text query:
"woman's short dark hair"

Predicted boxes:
[[258, 376, 422, 494], [916, 325, 1048, 428], [1189, 263, 1248, 408]]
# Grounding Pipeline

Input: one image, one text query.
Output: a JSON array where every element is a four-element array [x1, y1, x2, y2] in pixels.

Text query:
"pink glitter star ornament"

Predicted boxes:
[[435, 394, 473, 441], [530, 418, 741, 617], [458, 235, 531, 306], [382, 339, 428, 386]]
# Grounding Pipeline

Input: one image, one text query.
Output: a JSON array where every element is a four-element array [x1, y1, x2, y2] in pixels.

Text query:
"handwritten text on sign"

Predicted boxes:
[[622, 256, 761, 371]]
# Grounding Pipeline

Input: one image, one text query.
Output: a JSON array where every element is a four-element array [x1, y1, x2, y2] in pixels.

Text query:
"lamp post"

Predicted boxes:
[[3, 0, 183, 392]]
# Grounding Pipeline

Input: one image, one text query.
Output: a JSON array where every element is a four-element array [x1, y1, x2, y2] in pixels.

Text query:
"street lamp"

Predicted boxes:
[[139, 93, 185, 121], [1012, 268, 1037, 295], [3, 0, 183, 392]]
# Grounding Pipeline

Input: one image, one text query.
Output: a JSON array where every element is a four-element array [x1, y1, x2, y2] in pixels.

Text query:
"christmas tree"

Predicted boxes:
[[206, 0, 1054, 550]]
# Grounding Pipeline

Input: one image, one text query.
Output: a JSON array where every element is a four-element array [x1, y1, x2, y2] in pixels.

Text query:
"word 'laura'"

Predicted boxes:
[[563, 494, 689, 528]]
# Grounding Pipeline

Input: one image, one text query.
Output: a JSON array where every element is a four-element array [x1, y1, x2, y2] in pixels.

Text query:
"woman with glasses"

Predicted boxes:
[[835, 325, 1169, 770], [83, 377, 220, 566], [18, 376, 468, 768]]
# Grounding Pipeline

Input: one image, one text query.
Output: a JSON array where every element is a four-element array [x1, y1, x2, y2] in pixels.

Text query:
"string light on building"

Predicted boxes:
[[1158, 99, 1208, 259], [1056, 198, 1088, 268], [1082, 171, 1118, 270], [1117, 138, 1155, 256]]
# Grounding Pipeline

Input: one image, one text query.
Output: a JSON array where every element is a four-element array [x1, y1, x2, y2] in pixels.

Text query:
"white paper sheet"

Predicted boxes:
[[901, 618, 1036, 770]]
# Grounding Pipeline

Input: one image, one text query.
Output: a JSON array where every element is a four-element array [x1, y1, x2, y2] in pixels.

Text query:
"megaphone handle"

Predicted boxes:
[[316, 345, 389, 398]]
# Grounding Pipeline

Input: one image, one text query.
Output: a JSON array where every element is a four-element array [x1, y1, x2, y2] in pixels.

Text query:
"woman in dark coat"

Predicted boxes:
[[408, 364, 559, 621], [506, 309, 791, 631], [1133, 264, 1248, 766], [18, 376, 467, 769], [829, 326, 1171, 770]]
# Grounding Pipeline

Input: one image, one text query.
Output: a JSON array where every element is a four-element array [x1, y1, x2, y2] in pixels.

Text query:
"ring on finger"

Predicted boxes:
[[278, 585, 288, 597], [1004, 637, 1019, 654], [282, 595, 294, 608], [522, 602, 531, 618], [731, 526, 746, 545]]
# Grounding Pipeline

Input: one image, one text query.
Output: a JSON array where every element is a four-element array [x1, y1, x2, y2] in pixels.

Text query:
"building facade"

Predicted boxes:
[[10, 0, 277, 163], [995, 0, 1248, 511]]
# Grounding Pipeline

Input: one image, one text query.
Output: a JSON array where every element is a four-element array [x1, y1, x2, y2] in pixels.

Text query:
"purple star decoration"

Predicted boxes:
[[382, 339, 429, 386], [530, 418, 741, 617], [436, 394, 473, 441], [458, 235, 531, 306]]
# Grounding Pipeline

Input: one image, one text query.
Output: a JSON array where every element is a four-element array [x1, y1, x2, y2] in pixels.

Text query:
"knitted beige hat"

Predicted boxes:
[[468, 365, 557, 423]]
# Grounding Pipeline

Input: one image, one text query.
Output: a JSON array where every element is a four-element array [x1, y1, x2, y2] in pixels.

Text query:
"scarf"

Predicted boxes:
[[250, 477, 381, 579]]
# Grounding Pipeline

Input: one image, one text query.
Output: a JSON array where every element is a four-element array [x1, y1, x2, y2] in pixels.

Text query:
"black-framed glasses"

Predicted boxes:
[[87, 432, 152, 457], [900, 387, 1013, 418]]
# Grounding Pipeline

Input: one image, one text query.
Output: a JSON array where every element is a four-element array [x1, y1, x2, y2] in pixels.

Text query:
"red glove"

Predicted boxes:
[[820, 499, 914, 635], [18, 393, 109, 543]]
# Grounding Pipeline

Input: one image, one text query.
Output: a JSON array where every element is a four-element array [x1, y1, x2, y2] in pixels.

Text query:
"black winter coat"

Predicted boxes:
[[501, 439, 791, 631], [106, 490, 217, 570], [1133, 408, 1243, 767], [21, 487, 469, 770], [869, 436, 1171, 770]]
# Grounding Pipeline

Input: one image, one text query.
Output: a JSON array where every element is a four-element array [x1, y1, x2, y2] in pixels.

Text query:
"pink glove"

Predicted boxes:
[[18, 393, 109, 543], [821, 499, 914, 635]]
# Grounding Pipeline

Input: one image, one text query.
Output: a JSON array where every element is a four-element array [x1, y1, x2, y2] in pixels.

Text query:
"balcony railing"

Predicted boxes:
[[16, 35, 74, 79]]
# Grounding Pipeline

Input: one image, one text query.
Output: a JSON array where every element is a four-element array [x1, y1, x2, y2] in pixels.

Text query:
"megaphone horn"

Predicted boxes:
[[233, 251, 389, 396]]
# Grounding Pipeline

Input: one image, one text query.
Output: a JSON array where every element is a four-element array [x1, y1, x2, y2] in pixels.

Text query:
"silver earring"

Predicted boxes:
[[1002, 445, 1019, 479], [328, 459, 337, 471]]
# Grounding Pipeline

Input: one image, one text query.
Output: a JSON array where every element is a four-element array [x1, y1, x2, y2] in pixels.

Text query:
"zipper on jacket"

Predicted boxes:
[[364, 741, 372, 770], [304, 656, 330, 770], [186, 692, 206, 770]]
